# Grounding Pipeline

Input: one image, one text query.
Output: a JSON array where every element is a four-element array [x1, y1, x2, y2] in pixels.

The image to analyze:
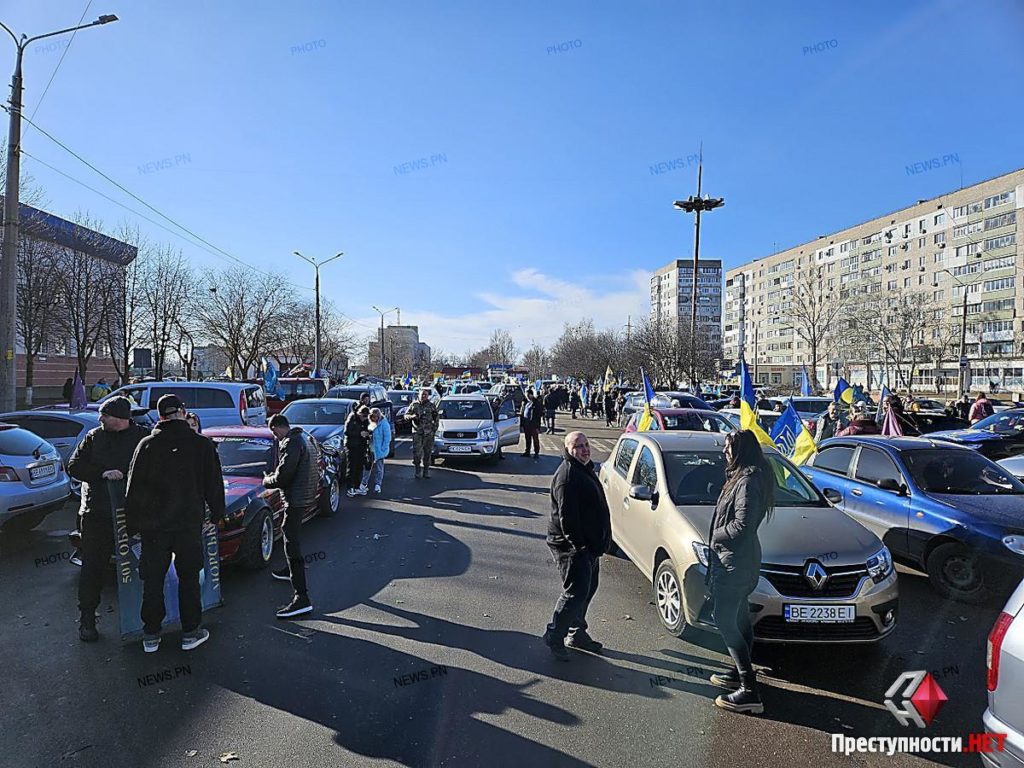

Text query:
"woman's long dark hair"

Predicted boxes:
[[722, 429, 775, 520]]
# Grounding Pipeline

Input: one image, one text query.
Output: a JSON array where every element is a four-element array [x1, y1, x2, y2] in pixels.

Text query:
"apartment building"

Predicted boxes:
[[368, 325, 431, 376], [723, 168, 1024, 392], [650, 258, 723, 359]]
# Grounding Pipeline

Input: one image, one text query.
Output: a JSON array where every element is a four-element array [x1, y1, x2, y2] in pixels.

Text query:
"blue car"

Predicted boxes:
[[928, 408, 1024, 461], [801, 436, 1024, 603]]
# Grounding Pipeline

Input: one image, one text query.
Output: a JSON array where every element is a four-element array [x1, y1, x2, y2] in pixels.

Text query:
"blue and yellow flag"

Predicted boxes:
[[739, 361, 776, 447], [833, 377, 854, 405], [603, 365, 614, 392], [769, 400, 817, 466], [876, 384, 893, 425], [800, 365, 812, 397], [637, 368, 655, 431], [403, 373, 412, 388]]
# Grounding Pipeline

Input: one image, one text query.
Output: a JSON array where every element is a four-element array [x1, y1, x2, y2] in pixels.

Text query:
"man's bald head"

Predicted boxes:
[[565, 431, 591, 463]]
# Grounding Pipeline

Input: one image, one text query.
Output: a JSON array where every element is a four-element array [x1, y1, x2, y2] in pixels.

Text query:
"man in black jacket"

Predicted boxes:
[[344, 406, 371, 494], [264, 414, 319, 618], [542, 430, 611, 660], [67, 396, 149, 642], [125, 395, 225, 653]]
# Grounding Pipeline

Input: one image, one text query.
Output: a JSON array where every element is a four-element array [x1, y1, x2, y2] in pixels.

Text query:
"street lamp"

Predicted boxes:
[[674, 157, 724, 391], [371, 305, 399, 378], [0, 14, 118, 411], [293, 250, 343, 378], [939, 268, 971, 396]]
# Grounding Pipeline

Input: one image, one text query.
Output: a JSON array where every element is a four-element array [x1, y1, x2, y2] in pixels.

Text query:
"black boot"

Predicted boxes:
[[79, 614, 98, 642], [714, 672, 763, 714], [709, 668, 741, 690]]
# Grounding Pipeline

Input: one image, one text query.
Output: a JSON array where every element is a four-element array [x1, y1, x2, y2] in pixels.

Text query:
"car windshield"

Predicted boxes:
[[213, 437, 274, 476], [664, 450, 824, 507], [903, 449, 1024, 495], [661, 413, 735, 433], [277, 380, 327, 398], [281, 402, 351, 424], [971, 411, 1024, 435], [388, 392, 413, 406], [438, 399, 492, 420], [0, 426, 48, 456], [329, 387, 370, 400], [789, 400, 831, 415]]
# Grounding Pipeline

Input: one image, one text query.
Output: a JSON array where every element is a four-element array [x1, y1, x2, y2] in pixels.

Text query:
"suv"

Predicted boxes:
[[433, 394, 520, 464], [325, 383, 396, 456], [263, 377, 330, 416], [103, 381, 267, 427]]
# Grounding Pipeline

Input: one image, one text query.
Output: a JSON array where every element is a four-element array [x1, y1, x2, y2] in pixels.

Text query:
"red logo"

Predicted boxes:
[[884, 672, 948, 728]]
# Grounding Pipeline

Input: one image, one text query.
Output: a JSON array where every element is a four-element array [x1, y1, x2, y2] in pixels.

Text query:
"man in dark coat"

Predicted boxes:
[[264, 414, 320, 618], [345, 406, 371, 494], [67, 396, 149, 642], [542, 430, 611, 660], [125, 395, 225, 653], [603, 390, 616, 427], [521, 389, 543, 459]]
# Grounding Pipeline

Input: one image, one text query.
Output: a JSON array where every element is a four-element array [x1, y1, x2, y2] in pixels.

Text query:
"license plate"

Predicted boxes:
[[448, 445, 473, 453], [784, 604, 855, 623], [30, 463, 57, 480]]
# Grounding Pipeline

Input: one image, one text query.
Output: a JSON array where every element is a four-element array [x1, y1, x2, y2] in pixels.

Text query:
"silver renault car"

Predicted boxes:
[[432, 394, 520, 464], [600, 432, 899, 643]]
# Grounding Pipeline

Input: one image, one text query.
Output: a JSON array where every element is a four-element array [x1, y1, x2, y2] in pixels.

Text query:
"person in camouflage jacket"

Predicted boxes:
[[404, 388, 439, 478]]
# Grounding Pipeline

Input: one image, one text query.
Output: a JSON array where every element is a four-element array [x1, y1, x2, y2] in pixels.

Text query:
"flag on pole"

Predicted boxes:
[[70, 370, 88, 412], [637, 368, 656, 431], [800, 365, 812, 397], [403, 373, 412, 388], [346, 371, 357, 385], [833, 377, 854, 405], [603, 365, 614, 392], [876, 384, 893, 425], [580, 382, 589, 407], [739, 360, 776, 447], [881, 405, 904, 437], [769, 401, 818, 466], [263, 358, 285, 398]]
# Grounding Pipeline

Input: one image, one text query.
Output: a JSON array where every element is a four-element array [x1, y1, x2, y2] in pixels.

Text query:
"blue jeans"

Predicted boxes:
[[361, 458, 385, 489]]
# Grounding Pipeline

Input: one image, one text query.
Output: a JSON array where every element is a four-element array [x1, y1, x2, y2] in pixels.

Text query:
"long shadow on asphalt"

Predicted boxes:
[[326, 598, 674, 702]]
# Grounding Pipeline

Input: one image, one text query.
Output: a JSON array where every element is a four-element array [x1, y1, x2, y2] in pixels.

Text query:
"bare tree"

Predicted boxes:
[[520, 341, 550, 378], [15, 232, 61, 405], [850, 290, 940, 392], [141, 247, 193, 379], [106, 224, 149, 384], [274, 299, 356, 376], [550, 319, 615, 381], [784, 264, 848, 390]]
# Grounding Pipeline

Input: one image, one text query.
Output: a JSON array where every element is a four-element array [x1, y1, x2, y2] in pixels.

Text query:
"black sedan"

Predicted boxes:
[[280, 398, 357, 469], [928, 408, 1024, 460]]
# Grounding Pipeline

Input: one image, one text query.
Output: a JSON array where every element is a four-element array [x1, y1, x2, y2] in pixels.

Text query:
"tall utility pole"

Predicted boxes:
[[940, 268, 971, 396], [624, 315, 632, 343], [0, 14, 118, 411], [371, 305, 398, 377], [673, 148, 724, 391], [294, 251, 343, 378]]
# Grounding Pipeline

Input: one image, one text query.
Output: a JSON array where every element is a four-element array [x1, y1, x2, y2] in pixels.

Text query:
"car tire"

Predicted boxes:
[[654, 558, 688, 637], [319, 477, 340, 518], [1, 509, 50, 534], [926, 541, 987, 603], [239, 508, 274, 570]]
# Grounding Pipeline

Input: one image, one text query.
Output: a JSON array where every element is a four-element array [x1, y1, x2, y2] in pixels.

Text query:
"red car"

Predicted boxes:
[[262, 378, 331, 416], [622, 407, 735, 434], [207, 426, 342, 569]]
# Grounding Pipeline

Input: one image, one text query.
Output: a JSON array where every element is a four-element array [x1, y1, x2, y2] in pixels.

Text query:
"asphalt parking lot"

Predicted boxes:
[[0, 416, 1004, 768]]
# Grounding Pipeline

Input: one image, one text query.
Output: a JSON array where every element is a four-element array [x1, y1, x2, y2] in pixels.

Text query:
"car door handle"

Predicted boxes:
[[822, 488, 842, 504], [850, 488, 862, 497]]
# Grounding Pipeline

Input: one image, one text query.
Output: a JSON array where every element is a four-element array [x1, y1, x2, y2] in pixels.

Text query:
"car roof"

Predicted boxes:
[[718, 407, 778, 416], [387, 390, 415, 394], [116, 381, 258, 390], [768, 395, 832, 402], [0, 408, 99, 422], [204, 426, 273, 438], [620, 431, 740, 452], [441, 393, 486, 400], [282, 398, 357, 406], [819, 435, 976, 452], [650, 407, 724, 416]]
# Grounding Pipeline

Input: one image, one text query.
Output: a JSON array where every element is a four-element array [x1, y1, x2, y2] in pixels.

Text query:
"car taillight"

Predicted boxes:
[[239, 392, 248, 424], [987, 611, 1014, 691], [0, 467, 19, 482]]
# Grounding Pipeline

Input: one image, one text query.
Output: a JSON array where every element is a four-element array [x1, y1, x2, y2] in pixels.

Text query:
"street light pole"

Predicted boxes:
[[0, 14, 118, 411], [294, 251, 343, 378], [674, 151, 724, 392], [371, 305, 398, 378], [940, 268, 971, 396]]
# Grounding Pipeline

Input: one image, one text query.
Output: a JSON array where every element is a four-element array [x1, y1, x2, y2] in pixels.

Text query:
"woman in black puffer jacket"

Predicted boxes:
[[708, 429, 774, 715]]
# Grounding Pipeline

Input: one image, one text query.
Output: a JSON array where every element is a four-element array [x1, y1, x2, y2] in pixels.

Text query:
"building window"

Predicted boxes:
[[933, 232, 945, 244], [983, 255, 1015, 272], [984, 233, 1016, 251], [984, 191, 1015, 209], [934, 212, 946, 226], [983, 277, 1014, 292], [954, 243, 980, 258], [903, 277, 911, 288], [985, 211, 1016, 231], [934, 251, 944, 263], [933, 289, 944, 301]]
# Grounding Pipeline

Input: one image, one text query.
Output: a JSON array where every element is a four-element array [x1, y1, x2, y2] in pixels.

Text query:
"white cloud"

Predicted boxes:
[[348, 267, 650, 359]]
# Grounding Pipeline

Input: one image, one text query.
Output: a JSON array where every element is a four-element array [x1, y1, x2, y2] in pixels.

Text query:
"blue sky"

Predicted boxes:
[[5, 0, 1024, 359]]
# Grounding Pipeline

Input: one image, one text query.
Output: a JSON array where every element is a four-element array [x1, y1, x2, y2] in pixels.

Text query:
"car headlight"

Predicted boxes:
[[322, 435, 342, 451], [1002, 534, 1024, 556], [866, 546, 894, 582], [481, 427, 497, 441], [691, 541, 710, 568]]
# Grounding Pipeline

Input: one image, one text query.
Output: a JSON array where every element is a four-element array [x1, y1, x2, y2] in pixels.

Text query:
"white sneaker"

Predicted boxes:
[[346, 488, 357, 498], [356, 486, 368, 496], [373, 485, 381, 493]]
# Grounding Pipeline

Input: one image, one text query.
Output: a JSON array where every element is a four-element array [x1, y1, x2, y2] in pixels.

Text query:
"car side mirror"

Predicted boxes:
[[498, 414, 508, 421], [876, 477, 906, 495], [629, 485, 653, 501]]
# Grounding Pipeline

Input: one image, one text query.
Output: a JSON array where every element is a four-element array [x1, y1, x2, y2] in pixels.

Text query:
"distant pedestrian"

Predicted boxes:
[[542, 388, 558, 434], [542, 431, 611, 661], [836, 404, 881, 436], [603, 391, 616, 427], [708, 430, 773, 715], [264, 413, 319, 618], [969, 392, 994, 423], [814, 402, 846, 442], [955, 393, 971, 421], [90, 377, 111, 402], [125, 394, 225, 653], [521, 389, 543, 459], [62, 377, 74, 402], [345, 405, 371, 495], [67, 396, 149, 642], [569, 389, 581, 419], [404, 388, 439, 478], [362, 407, 392, 492]]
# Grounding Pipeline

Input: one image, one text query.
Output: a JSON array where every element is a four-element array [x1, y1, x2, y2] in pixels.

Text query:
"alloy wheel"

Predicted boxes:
[[657, 569, 681, 626]]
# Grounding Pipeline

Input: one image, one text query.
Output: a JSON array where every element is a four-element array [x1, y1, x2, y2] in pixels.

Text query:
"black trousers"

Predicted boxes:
[[713, 583, 756, 685], [140, 528, 204, 635], [78, 512, 114, 621], [545, 410, 556, 433], [282, 504, 308, 597], [347, 451, 366, 489], [546, 547, 600, 641]]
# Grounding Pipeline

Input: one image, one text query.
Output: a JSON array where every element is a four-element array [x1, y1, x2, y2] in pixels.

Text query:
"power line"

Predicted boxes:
[[26, 0, 94, 125]]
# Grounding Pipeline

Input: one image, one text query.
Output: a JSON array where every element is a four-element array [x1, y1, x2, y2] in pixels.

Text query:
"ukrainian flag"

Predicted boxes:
[[833, 377, 854, 405], [603, 365, 614, 392], [739, 361, 776, 448], [769, 400, 817, 466], [637, 368, 655, 431]]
